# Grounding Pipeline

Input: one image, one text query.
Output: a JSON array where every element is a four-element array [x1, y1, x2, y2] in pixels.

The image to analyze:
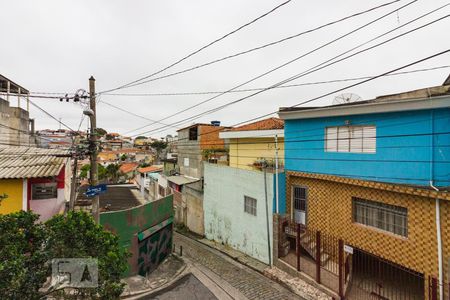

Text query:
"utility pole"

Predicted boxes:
[[68, 152, 78, 211], [89, 76, 99, 223]]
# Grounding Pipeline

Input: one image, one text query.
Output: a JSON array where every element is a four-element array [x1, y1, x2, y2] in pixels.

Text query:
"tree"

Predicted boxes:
[[79, 164, 107, 180], [106, 163, 120, 183], [0, 211, 128, 299], [0, 211, 48, 300], [95, 128, 107, 137], [105, 134, 114, 140], [120, 154, 127, 161], [45, 211, 128, 299], [150, 140, 167, 157], [139, 162, 151, 168]]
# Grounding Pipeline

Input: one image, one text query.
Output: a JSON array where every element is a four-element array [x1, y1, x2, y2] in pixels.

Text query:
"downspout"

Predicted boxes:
[[275, 134, 279, 214], [429, 107, 443, 300]]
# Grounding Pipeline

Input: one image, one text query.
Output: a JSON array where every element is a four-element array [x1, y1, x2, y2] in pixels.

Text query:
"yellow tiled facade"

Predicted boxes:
[[286, 171, 450, 286]]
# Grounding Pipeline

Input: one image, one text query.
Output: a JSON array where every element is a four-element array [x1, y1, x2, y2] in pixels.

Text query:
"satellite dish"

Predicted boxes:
[[333, 93, 362, 105]]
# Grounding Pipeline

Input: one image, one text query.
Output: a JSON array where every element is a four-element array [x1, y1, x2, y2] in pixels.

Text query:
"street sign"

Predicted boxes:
[[85, 184, 107, 197]]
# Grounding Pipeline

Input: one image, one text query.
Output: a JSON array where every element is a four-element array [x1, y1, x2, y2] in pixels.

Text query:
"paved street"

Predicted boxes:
[[139, 274, 218, 300], [173, 232, 301, 300]]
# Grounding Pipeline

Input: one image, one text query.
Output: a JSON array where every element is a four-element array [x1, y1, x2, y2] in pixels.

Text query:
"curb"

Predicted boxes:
[[121, 255, 188, 299]]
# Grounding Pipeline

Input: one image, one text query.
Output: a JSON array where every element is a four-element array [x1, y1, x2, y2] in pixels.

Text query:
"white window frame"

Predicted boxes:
[[352, 197, 408, 237], [325, 125, 376, 153]]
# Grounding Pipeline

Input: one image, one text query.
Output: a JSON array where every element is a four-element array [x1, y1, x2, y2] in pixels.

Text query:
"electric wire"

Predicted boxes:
[[150, 49, 450, 145], [104, 0, 402, 92], [124, 0, 421, 136], [100, 65, 450, 97], [146, 9, 450, 136], [99, 0, 293, 94]]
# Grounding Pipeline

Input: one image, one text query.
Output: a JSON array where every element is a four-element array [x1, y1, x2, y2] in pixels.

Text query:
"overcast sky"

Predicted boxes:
[[1, 0, 449, 138]]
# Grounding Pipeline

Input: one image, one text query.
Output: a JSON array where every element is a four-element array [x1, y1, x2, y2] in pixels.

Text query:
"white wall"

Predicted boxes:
[[204, 163, 273, 264]]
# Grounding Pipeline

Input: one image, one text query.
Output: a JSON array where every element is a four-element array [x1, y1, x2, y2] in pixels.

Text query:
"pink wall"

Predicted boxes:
[[28, 166, 66, 221]]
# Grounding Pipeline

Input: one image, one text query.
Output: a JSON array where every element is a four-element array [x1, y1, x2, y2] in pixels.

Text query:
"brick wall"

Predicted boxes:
[[285, 171, 450, 282], [199, 125, 226, 150]]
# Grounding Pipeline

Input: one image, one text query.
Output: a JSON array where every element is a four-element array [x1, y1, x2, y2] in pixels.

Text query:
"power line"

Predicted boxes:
[[151, 10, 450, 135], [173, 150, 450, 164], [157, 49, 450, 146], [125, 0, 420, 136], [99, 100, 180, 129], [199, 161, 450, 183], [101, 65, 450, 97], [104, 0, 402, 92], [135, 9, 447, 137], [99, 0, 293, 94], [173, 130, 450, 148], [28, 98, 76, 132]]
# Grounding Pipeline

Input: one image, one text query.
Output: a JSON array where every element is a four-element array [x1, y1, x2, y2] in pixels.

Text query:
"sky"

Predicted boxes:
[[1, 0, 449, 138]]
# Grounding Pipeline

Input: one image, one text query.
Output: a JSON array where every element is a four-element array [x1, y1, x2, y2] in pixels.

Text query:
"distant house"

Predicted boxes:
[[135, 165, 163, 201], [161, 157, 178, 176], [48, 140, 72, 149], [0, 146, 71, 221], [176, 122, 229, 179], [277, 82, 450, 298], [119, 162, 139, 183], [168, 122, 229, 236], [203, 117, 285, 264], [104, 140, 123, 151]]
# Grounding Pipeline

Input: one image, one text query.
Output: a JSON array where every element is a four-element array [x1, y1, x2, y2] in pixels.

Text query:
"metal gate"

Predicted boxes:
[[347, 248, 424, 300]]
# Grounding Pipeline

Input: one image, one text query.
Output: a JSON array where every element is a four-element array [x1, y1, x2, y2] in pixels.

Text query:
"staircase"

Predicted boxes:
[[299, 231, 337, 270]]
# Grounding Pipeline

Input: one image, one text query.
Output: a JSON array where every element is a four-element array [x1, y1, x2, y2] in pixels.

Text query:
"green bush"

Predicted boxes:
[[0, 211, 128, 299]]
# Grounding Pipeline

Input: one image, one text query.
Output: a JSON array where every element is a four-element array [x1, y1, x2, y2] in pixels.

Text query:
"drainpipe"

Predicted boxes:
[[430, 181, 443, 300], [263, 162, 272, 267], [275, 134, 279, 214], [429, 108, 443, 300]]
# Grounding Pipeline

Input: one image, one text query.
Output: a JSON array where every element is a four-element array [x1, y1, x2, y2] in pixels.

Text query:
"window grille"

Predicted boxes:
[[352, 197, 407, 237], [293, 186, 307, 211], [32, 183, 57, 200], [244, 196, 257, 216]]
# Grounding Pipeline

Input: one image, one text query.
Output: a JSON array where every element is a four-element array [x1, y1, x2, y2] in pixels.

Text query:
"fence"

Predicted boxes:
[[429, 276, 450, 300], [277, 216, 428, 299], [278, 216, 347, 296]]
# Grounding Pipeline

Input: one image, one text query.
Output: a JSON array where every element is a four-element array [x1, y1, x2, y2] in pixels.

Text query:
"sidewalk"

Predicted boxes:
[[121, 254, 187, 298], [175, 229, 331, 300]]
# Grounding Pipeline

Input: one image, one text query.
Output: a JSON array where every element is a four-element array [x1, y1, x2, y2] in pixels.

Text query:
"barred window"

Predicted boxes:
[[325, 125, 376, 153], [244, 196, 257, 216], [32, 183, 57, 200], [352, 197, 407, 237], [293, 186, 307, 211]]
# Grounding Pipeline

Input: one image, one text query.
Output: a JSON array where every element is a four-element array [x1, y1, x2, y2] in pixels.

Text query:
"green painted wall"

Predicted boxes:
[[100, 194, 173, 276]]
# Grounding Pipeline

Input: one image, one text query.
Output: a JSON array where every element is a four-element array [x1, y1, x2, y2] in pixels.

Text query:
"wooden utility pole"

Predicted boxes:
[[89, 76, 100, 223], [68, 154, 78, 211]]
